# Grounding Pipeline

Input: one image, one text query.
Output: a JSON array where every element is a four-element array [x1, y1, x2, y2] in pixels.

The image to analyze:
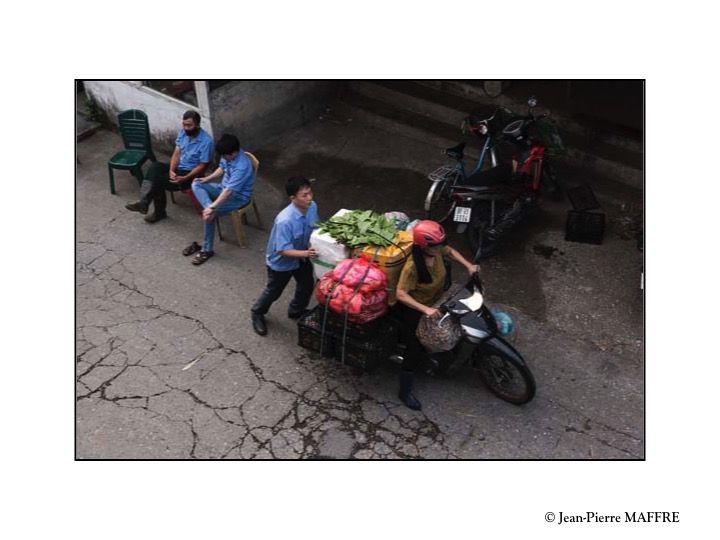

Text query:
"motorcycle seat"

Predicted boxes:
[[452, 184, 501, 193], [445, 142, 466, 161], [462, 163, 513, 187]]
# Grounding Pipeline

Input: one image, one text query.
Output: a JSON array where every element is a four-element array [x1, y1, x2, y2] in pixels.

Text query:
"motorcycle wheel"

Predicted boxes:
[[473, 348, 536, 405], [424, 179, 456, 223], [466, 203, 499, 259]]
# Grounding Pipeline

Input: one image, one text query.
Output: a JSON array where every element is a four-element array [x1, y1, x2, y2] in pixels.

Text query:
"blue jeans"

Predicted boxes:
[[191, 182, 249, 252]]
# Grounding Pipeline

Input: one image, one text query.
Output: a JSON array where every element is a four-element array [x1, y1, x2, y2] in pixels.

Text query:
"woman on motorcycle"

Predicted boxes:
[[394, 220, 480, 410]]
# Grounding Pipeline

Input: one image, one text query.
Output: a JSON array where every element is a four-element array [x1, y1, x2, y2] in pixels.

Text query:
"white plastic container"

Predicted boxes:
[[310, 209, 351, 279]]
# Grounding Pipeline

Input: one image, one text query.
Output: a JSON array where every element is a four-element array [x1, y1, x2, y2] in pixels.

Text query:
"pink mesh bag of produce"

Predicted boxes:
[[315, 255, 389, 323]]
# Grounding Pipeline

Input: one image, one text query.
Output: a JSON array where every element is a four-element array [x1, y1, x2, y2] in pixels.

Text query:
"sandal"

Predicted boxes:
[[182, 241, 201, 256], [191, 250, 214, 265]]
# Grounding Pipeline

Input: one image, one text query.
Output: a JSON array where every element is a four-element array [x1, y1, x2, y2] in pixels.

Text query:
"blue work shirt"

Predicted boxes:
[[219, 151, 255, 202], [266, 201, 320, 272], [175, 128, 214, 171]]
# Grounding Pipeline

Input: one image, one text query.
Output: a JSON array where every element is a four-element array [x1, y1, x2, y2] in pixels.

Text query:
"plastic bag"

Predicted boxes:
[[406, 219, 420, 232], [491, 309, 513, 336], [383, 211, 410, 231], [416, 313, 462, 353], [331, 258, 387, 291], [315, 256, 389, 323]]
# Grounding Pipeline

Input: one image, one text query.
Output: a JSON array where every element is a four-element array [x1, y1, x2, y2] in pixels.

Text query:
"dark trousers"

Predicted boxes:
[[394, 303, 426, 372], [252, 260, 315, 317], [138, 163, 192, 213]]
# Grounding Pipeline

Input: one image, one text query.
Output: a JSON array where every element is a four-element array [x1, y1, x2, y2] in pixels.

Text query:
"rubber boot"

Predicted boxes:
[[398, 369, 422, 410]]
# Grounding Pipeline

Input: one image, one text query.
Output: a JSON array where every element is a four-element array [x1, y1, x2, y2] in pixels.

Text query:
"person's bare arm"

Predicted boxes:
[[168, 147, 181, 180], [175, 162, 209, 183], [396, 288, 439, 317], [278, 248, 317, 259], [195, 166, 224, 184], [445, 246, 480, 275], [202, 186, 233, 222]]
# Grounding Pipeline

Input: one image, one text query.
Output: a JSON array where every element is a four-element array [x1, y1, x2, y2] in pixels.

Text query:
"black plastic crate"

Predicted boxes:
[[567, 183, 600, 212], [565, 210, 605, 245], [335, 334, 394, 371], [334, 319, 398, 371], [315, 305, 385, 340], [297, 308, 335, 358], [299, 307, 398, 371]]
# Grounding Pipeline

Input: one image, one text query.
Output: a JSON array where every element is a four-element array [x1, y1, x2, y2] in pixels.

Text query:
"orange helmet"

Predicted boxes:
[[412, 220, 447, 248]]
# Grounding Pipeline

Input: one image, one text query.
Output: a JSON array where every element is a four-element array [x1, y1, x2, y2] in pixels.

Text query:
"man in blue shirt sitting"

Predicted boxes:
[[187, 134, 256, 265], [251, 176, 319, 336], [125, 110, 214, 223]]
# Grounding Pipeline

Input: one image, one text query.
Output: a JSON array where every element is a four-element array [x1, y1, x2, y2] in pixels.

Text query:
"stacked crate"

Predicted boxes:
[[297, 306, 398, 371], [565, 183, 605, 245]]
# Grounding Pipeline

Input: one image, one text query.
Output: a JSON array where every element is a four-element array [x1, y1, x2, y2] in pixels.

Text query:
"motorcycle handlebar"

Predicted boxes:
[[468, 271, 484, 293], [439, 274, 485, 317]]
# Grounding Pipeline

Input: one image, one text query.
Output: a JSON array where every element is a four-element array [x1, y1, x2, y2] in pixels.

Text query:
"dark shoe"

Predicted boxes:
[[125, 201, 149, 214], [191, 250, 214, 265], [144, 211, 167, 223], [182, 241, 202, 256], [398, 369, 422, 410], [288, 308, 311, 320], [252, 313, 267, 336]]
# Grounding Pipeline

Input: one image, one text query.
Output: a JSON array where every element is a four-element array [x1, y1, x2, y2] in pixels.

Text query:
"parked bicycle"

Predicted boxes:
[[424, 97, 564, 258]]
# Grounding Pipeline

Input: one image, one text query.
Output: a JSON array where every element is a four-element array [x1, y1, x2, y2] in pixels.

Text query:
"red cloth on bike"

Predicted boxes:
[[315, 255, 389, 323]]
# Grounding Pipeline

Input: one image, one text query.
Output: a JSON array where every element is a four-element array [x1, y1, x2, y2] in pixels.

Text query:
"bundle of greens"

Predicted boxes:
[[317, 209, 397, 248]]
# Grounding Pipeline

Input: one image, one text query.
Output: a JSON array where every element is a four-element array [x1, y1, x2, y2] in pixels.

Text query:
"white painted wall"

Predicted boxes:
[[83, 81, 213, 152]]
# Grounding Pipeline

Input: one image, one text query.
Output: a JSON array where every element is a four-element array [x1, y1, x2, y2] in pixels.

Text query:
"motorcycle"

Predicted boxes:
[[320, 273, 536, 405], [414, 272, 535, 405], [424, 96, 564, 259]]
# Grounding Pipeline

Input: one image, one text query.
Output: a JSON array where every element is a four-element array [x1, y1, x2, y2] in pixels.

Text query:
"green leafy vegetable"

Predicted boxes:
[[317, 210, 398, 248]]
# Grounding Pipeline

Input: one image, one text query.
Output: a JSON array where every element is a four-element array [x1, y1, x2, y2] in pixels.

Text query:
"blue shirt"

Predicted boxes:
[[219, 151, 255, 201], [266, 201, 320, 271], [175, 128, 214, 171]]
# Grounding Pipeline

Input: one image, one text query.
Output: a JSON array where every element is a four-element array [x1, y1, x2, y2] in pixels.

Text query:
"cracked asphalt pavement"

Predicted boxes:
[[76, 118, 643, 459]]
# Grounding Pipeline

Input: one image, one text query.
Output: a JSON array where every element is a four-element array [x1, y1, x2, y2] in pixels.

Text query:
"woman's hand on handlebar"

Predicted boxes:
[[424, 307, 440, 318], [466, 263, 480, 275]]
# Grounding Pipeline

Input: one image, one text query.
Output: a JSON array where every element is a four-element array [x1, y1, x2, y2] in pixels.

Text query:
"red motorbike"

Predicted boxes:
[[425, 97, 564, 258]]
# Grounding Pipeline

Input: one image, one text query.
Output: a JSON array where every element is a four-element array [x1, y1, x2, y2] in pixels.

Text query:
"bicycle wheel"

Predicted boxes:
[[472, 345, 536, 405], [424, 179, 456, 223]]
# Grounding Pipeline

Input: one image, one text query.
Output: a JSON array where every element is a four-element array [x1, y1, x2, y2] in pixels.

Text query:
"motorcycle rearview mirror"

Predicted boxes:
[[528, 95, 538, 108]]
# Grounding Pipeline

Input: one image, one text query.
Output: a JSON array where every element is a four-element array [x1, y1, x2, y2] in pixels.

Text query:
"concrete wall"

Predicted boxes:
[[84, 80, 340, 154], [210, 81, 339, 149], [83, 81, 207, 153]]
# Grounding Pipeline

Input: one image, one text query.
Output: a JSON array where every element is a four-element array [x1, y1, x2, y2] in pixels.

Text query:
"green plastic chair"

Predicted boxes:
[[107, 109, 157, 194]]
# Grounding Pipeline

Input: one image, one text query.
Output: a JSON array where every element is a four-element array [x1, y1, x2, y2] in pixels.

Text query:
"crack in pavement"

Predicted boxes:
[[76, 240, 638, 459]]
